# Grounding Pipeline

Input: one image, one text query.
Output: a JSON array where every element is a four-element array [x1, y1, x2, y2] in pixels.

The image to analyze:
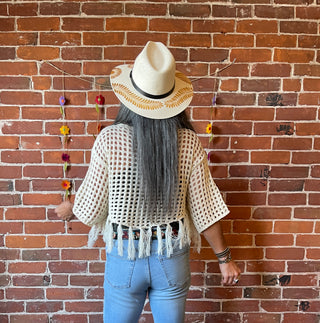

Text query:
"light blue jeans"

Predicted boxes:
[[103, 239, 191, 323]]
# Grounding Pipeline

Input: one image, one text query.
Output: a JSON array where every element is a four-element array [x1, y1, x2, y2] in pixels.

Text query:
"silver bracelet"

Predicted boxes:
[[215, 247, 230, 259], [218, 253, 232, 264]]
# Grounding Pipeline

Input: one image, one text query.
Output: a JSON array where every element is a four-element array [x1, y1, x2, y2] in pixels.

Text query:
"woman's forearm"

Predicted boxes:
[[202, 221, 228, 255]]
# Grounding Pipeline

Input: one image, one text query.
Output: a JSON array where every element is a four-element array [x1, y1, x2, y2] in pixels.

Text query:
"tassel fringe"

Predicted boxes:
[[88, 218, 201, 260]]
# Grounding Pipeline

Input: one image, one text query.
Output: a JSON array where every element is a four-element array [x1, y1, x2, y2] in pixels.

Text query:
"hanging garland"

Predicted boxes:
[[43, 59, 235, 198]]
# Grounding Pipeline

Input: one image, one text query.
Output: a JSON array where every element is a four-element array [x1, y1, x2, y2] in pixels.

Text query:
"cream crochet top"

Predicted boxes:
[[73, 124, 229, 259]]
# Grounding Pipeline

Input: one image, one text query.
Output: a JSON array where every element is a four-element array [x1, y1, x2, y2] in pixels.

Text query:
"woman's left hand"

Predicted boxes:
[[54, 200, 74, 221], [219, 260, 241, 285]]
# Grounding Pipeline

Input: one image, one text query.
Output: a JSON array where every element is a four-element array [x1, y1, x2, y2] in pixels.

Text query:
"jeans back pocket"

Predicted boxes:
[[105, 254, 135, 289]]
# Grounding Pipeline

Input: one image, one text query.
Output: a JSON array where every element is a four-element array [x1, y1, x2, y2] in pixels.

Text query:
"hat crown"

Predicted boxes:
[[131, 41, 175, 96]]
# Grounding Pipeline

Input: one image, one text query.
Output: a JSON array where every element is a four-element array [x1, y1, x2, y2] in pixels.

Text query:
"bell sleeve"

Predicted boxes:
[[187, 140, 229, 233], [72, 131, 109, 227]]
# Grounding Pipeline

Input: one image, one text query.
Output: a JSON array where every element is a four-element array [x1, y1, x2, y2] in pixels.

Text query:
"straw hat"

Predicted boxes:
[[110, 41, 193, 119]]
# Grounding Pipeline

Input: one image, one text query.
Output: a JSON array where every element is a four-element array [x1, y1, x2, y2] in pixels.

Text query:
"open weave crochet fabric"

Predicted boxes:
[[73, 124, 229, 259]]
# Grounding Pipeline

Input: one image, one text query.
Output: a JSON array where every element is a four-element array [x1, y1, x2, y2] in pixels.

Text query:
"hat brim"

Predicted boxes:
[[110, 64, 193, 119]]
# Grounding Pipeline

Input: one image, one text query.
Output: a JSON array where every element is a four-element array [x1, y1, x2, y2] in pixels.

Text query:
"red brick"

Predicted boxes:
[[127, 32, 168, 46], [61, 249, 99, 261], [2, 121, 43, 135], [294, 208, 320, 219], [283, 313, 319, 323], [62, 18, 104, 31], [235, 107, 274, 121], [220, 79, 239, 91], [6, 236, 46, 249], [61, 47, 102, 60], [268, 193, 306, 206], [292, 152, 320, 164], [0, 106, 20, 119], [43, 151, 84, 164], [257, 34, 297, 48], [23, 193, 62, 206], [309, 193, 320, 205], [261, 300, 298, 312], [18, 18, 60, 31], [214, 34, 254, 47], [303, 78, 320, 91], [242, 79, 280, 92], [0, 47, 15, 60], [26, 301, 63, 313], [299, 35, 320, 48], [47, 236, 87, 248], [25, 222, 65, 235], [277, 107, 317, 120], [232, 137, 271, 150], [0, 91, 42, 105], [255, 5, 294, 18], [296, 235, 320, 247], [40, 2, 80, 15], [169, 4, 210, 17], [222, 300, 259, 312], [9, 3, 38, 16], [32, 76, 52, 90], [255, 234, 294, 246], [20, 135, 61, 150], [65, 301, 103, 312], [233, 220, 273, 233], [283, 78, 301, 91], [45, 91, 86, 106], [40, 61, 81, 76], [47, 288, 84, 300], [283, 287, 319, 299], [193, 19, 235, 33], [0, 167, 21, 182], [269, 180, 305, 192], [211, 5, 251, 18], [8, 262, 46, 274], [185, 300, 220, 312], [0, 33, 37, 46], [0, 137, 19, 149], [5, 208, 45, 220], [0, 77, 30, 89], [22, 107, 60, 120], [231, 49, 272, 62], [83, 32, 124, 46], [215, 179, 248, 191], [270, 166, 308, 178], [190, 48, 229, 62], [149, 18, 190, 32], [48, 261, 87, 273], [274, 49, 315, 63], [299, 93, 320, 105], [107, 17, 148, 31], [295, 64, 320, 76], [237, 20, 278, 33], [170, 34, 211, 48], [0, 18, 15, 31], [209, 151, 248, 164], [266, 247, 305, 260], [296, 122, 320, 135], [40, 32, 81, 46], [51, 314, 87, 323], [252, 63, 291, 77], [247, 261, 285, 273], [251, 151, 290, 164], [280, 21, 317, 34]]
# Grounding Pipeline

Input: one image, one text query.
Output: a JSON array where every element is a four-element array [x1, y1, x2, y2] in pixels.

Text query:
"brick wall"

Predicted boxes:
[[1, 1, 320, 322]]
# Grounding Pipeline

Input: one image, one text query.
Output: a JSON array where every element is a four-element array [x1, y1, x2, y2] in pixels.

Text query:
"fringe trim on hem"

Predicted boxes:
[[87, 218, 201, 260]]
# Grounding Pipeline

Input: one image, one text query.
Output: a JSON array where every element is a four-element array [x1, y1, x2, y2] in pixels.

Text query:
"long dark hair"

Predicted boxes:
[[114, 103, 195, 213]]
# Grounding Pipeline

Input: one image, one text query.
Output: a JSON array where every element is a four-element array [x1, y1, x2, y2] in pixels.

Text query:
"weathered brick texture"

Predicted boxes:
[[1, 1, 319, 322]]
